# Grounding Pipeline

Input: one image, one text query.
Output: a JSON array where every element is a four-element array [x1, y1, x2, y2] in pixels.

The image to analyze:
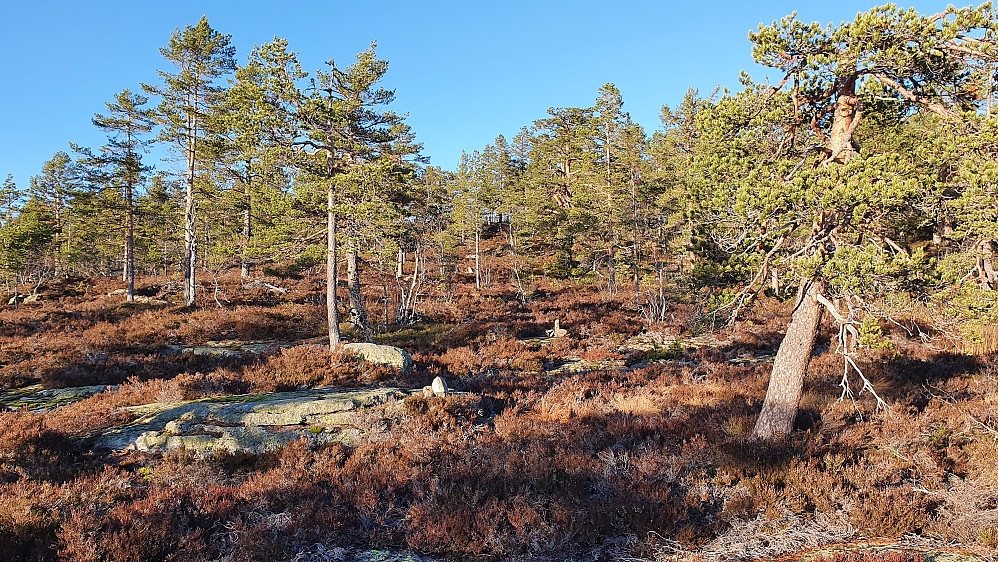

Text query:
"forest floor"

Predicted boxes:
[[0, 270, 995, 561]]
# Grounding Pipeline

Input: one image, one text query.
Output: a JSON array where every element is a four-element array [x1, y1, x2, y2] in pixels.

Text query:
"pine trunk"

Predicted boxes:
[[125, 182, 135, 302], [752, 280, 825, 440], [327, 186, 341, 348], [347, 244, 372, 342], [474, 230, 481, 290], [241, 175, 251, 280], [183, 102, 198, 308], [828, 76, 859, 163]]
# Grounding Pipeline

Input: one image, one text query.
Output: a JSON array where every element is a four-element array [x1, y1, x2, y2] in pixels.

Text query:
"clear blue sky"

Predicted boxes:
[[0, 1, 947, 192]]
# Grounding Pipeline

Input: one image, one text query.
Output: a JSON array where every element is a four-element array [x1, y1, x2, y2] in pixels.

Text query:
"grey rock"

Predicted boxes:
[[7, 293, 40, 305], [344, 343, 414, 373], [0, 384, 116, 411], [95, 387, 406, 454]]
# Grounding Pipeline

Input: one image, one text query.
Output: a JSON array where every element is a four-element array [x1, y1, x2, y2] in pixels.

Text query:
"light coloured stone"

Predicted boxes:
[[545, 319, 568, 338], [344, 343, 414, 373], [431, 376, 448, 397], [0, 384, 116, 411], [96, 387, 406, 454], [7, 293, 40, 305]]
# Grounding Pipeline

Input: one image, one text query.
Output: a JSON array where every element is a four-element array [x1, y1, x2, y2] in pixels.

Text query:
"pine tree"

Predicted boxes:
[[697, 5, 997, 439], [29, 152, 81, 276], [144, 16, 236, 307], [78, 89, 156, 300], [211, 53, 296, 279], [0, 174, 19, 227]]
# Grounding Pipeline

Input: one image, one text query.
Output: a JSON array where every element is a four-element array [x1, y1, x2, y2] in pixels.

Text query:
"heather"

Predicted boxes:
[[0, 265, 994, 561]]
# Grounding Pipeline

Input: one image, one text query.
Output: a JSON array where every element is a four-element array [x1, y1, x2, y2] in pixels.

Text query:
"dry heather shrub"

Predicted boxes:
[[401, 393, 483, 431], [238, 345, 366, 392], [814, 552, 925, 562], [171, 370, 249, 399], [849, 487, 932, 537], [0, 479, 67, 560]]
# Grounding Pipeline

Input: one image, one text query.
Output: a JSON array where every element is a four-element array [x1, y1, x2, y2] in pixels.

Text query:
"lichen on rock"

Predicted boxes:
[[343, 343, 414, 373]]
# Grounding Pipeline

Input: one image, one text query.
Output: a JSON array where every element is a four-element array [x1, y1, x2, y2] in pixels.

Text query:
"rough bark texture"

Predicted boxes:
[[183, 96, 198, 309], [827, 76, 860, 163], [752, 280, 825, 440], [347, 245, 372, 342], [474, 230, 481, 290], [980, 240, 998, 290], [327, 187, 341, 348]]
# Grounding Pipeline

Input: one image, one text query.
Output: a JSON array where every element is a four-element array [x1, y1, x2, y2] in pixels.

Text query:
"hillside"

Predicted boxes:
[[0, 260, 994, 561]]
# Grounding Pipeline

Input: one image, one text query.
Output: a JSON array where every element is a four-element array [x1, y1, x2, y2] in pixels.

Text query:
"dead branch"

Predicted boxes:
[[873, 73, 959, 119]]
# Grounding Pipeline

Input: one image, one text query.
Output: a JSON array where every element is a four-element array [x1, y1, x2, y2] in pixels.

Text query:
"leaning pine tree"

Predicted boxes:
[[691, 5, 997, 439]]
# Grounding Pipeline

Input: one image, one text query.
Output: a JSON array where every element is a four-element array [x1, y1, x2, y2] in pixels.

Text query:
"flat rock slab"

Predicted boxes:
[[798, 541, 987, 562], [164, 340, 282, 357], [1, 384, 117, 411], [95, 387, 406, 455], [548, 357, 626, 374]]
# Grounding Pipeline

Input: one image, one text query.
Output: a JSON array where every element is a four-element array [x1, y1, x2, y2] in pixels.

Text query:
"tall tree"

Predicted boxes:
[[703, 5, 997, 439], [0, 174, 19, 227], [211, 53, 296, 279], [287, 43, 421, 346], [29, 151, 80, 276], [522, 105, 598, 276], [144, 16, 235, 307], [0, 197, 56, 288], [79, 89, 156, 301]]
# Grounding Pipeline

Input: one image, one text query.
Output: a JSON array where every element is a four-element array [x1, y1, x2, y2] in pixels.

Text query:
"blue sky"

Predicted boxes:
[[0, 1, 946, 192]]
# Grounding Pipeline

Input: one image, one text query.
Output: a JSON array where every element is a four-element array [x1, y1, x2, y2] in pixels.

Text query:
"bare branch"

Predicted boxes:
[[873, 73, 959, 119]]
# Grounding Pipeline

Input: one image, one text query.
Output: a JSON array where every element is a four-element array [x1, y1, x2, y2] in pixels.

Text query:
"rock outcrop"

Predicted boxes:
[[0, 384, 117, 411], [95, 387, 405, 455]]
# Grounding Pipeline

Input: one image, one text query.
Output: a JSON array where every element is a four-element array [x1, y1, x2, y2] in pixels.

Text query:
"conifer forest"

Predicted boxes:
[[1, 5, 998, 561]]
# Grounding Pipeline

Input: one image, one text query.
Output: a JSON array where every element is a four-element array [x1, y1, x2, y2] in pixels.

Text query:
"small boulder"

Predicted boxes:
[[431, 376, 448, 397], [421, 386, 435, 398], [344, 343, 414, 374], [8, 294, 40, 305], [545, 319, 568, 338]]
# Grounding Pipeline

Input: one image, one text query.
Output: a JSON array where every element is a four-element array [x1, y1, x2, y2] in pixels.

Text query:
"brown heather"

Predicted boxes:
[[0, 268, 994, 561]]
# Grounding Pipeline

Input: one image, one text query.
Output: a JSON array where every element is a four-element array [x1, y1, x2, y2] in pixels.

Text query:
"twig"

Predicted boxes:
[[925, 385, 998, 440]]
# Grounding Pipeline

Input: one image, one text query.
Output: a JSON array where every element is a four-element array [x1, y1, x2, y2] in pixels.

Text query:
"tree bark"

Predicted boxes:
[[327, 186, 341, 348], [241, 164, 252, 280], [347, 242, 372, 342], [827, 76, 860, 163], [125, 181, 135, 302], [752, 279, 825, 440], [183, 93, 198, 308], [981, 240, 998, 290]]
